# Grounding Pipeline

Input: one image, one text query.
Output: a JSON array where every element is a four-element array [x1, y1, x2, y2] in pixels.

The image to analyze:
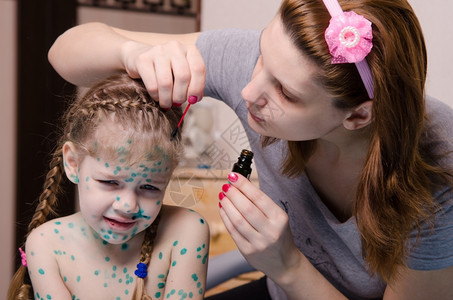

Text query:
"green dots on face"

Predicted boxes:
[[94, 270, 100, 276], [105, 163, 110, 168], [155, 292, 162, 298], [158, 282, 165, 289], [38, 268, 45, 275], [71, 174, 80, 183], [172, 261, 177, 267], [159, 252, 163, 260], [200, 218, 205, 225], [76, 275, 81, 282], [71, 255, 75, 261], [68, 222, 74, 228], [173, 240, 178, 247], [121, 243, 129, 251], [54, 228, 59, 234], [123, 267, 128, 274], [191, 273, 198, 281], [105, 256, 111, 262], [180, 248, 187, 255], [116, 196, 121, 201]]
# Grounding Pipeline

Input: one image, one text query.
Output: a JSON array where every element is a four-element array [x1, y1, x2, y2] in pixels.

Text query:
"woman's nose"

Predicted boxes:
[[241, 71, 269, 107], [112, 192, 139, 214]]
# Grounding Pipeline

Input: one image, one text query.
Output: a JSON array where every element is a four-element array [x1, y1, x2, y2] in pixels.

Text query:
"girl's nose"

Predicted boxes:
[[112, 192, 139, 214]]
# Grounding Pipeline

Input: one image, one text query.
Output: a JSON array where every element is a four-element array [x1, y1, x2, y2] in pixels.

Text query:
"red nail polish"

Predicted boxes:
[[228, 173, 238, 183], [218, 192, 225, 200], [222, 183, 231, 193], [173, 103, 182, 107], [188, 95, 198, 104], [219, 202, 222, 208]]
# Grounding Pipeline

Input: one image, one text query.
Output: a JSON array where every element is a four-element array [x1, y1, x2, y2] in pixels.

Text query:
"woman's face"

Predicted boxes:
[[242, 16, 349, 142]]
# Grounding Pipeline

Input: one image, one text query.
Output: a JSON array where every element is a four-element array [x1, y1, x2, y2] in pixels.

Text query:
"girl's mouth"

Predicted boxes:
[[103, 217, 136, 231]]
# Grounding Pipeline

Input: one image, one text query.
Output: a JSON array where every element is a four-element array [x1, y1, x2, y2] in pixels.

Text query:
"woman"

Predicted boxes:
[[48, 0, 453, 299]]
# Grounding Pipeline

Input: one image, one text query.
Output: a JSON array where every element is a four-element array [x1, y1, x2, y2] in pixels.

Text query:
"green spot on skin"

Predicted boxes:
[[71, 255, 75, 261], [200, 218, 205, 224], [86, 176, 90, 182], [123, 267, 128, 274], [76, 275, 81, 282], [104, 283, 108, 288], [155, 292, 161, 298], [191, 273, 198, 281], [156, 200, 161, 206], [159, 252, 163, 260], [172, 261, 177, 267], [105, 256, 110, 262], [113, 265, 117, 271], [38, 268, 45, 275], [121, 243, 129, 250], [158, 274, 165, 279], [158, 282, 165, 289], [180, 248, 187, 255], [54, 229, 59, 234], [173, 241, 178, 247], [94, 270, 100, 276], [68, 223, 74, 228], [46, 294, 52, 299], [71, 174, 80, 183], [55, 221, 61, 225], [125, 289, 129, 295], [125, 178, 134, 182]]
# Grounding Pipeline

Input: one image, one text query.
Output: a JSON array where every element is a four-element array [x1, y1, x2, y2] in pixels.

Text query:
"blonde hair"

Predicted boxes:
[[8, 73, 183, 299]]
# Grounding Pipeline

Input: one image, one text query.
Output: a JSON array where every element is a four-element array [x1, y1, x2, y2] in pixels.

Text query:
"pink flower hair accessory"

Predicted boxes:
[[325, 11, 373, 64], [322, 0, 374, 99]]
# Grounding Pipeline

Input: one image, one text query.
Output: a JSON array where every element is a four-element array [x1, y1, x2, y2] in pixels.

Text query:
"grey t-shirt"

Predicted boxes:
[[196, 28, 453, 300]]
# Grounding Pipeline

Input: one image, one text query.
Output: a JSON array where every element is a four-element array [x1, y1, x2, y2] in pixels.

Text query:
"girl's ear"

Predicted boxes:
[[62, 142, 80, 184], [343, 100, 373, 130]]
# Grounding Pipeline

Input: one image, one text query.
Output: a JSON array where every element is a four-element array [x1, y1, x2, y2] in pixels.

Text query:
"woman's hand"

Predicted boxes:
[[218, 172, 303, 283], [121, 39, 206, 109]]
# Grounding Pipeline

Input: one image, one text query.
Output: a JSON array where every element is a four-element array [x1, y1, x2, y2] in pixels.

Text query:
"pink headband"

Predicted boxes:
[[322, 0, 374, 99]]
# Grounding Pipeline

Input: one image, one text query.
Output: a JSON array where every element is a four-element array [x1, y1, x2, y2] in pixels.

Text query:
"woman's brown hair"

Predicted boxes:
[[278, 0, 451, 283], [7, 72, 183, 299]]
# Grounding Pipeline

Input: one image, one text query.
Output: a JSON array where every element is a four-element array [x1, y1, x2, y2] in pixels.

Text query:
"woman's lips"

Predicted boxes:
[[249, 110, 264, 123], [103, 217, 136, 231]]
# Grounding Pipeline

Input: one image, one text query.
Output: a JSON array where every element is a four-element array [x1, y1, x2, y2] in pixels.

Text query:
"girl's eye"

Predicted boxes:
[[98, 180, 118, 186], [141, 184, 159, 191]]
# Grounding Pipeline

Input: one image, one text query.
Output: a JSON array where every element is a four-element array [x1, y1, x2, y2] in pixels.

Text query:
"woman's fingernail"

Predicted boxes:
[[188, 95, 198, 104], [162, 107, 171, 111], [218, 192, 225, 200], [228, 173, 238, 183], [222, 184, 231, 193], [173, 103, 182, 107], [219, 202, 222, 208]]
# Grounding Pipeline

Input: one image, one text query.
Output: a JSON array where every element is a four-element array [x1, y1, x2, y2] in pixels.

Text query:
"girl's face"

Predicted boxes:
[[242, 16, 349, 142], [71, 146, 173, 245]]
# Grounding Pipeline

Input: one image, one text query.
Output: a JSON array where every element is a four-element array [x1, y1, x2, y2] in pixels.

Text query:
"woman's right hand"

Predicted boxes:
[[121, 39, 206, 109]]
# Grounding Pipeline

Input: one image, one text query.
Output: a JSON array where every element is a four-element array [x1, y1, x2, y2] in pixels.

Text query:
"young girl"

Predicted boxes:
[[8, 73, 210, 300], [47, 0, 453, 299]]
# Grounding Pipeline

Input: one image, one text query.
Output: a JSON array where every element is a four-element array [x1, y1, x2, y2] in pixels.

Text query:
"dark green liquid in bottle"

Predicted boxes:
[[232, 149, 254, 179]]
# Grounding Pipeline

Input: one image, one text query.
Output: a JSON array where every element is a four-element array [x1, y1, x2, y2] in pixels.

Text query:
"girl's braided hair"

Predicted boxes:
[[8, 72, 183, 299]]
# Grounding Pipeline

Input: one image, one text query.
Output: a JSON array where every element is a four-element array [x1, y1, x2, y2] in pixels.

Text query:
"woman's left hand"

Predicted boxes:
[[218, 172, 302, 282]]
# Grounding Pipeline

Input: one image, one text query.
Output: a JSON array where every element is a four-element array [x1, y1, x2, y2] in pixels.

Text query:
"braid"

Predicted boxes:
[[7, 148, 65, 300], [131, 214, 161, 300]]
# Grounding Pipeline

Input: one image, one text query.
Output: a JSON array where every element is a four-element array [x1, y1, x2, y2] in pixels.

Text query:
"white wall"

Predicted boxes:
[[409, 0, 453, 106], [0, 0, 17, 296]]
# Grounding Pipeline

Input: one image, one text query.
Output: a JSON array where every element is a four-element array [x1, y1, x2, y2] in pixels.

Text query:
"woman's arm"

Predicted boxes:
[[219, 173, 453, 299], [48, 22, 204, 108], [219, 173, 348, 299], [383, 265, 453, 300]]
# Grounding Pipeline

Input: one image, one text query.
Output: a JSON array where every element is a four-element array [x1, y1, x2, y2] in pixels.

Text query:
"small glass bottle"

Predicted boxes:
[[232, 149, 254, 179]]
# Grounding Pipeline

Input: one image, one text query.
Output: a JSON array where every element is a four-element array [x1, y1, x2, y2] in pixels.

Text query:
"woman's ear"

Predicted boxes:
[[62, 142, 80, 184], [343, 100, 373, 130]]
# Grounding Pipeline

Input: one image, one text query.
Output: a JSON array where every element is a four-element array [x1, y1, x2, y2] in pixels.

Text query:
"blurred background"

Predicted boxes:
[[1, 0, 452, 295]]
